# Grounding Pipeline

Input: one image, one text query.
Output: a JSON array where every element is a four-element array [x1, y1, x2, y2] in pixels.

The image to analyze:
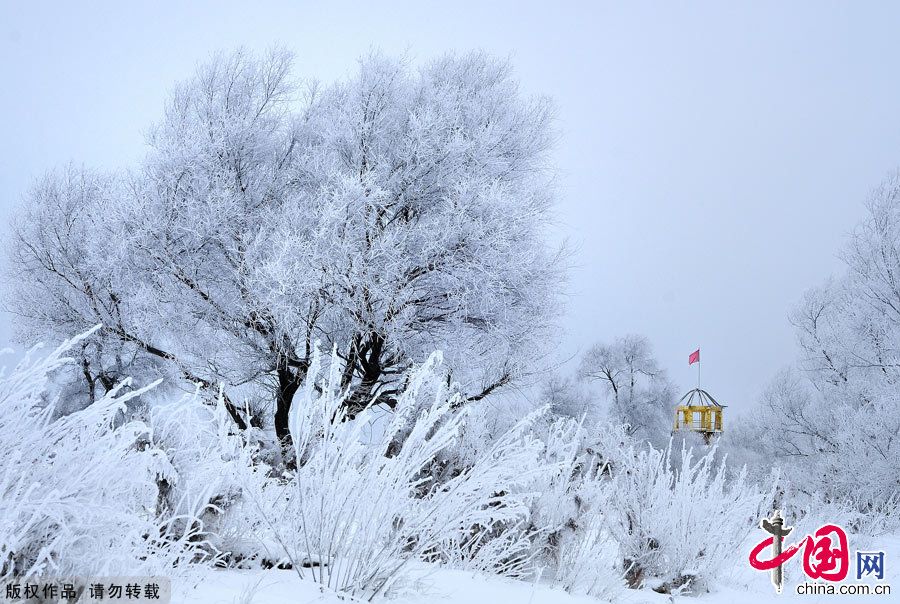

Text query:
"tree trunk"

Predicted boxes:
[[274, 361, 300, 447]]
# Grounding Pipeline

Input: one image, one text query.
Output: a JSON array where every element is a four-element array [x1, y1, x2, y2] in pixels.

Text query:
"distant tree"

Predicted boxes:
[[542, 373, 596, 422], [5, 49, 563, 444], [743, 172, 900, 509], [578, 335, 674, 448]]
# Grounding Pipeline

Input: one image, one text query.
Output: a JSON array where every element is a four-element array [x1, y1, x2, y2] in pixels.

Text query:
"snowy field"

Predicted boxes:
[[185, 534, 900, 604]]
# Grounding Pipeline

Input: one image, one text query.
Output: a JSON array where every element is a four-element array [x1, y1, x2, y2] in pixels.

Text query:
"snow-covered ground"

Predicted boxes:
[[184, 567, 661, 604], [182, 534, 900, 604]]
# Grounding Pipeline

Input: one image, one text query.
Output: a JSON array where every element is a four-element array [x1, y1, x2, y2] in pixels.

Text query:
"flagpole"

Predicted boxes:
[[698, 351, 701, 391]]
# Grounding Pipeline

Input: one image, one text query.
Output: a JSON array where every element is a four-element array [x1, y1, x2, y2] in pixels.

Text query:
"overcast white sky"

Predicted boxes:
[[2, 1, 900, 411]]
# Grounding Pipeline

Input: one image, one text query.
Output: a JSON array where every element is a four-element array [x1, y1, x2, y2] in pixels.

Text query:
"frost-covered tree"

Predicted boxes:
[[541, 372, 596, 422], [5, 49, 562, 443], [578, 335, 675, 448], [742, 172, 900, 512]]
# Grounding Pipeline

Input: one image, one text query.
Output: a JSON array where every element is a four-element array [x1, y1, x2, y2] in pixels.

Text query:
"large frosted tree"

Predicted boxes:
[[5, 49, 562, 443]]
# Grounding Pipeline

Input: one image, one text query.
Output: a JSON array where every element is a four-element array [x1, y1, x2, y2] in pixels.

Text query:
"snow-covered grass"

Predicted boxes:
[[246, 347, 552, 599], [525, 418, 625, 600], [0, 331, 218, 580], [601, 442, 774, 594], [2, 333, 895, 604]]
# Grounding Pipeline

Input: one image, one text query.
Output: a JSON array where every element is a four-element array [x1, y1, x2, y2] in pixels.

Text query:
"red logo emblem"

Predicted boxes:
[[749, 511, 849, 593]]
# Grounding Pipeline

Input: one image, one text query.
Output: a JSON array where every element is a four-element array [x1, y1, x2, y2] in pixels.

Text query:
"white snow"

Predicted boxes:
[[182, 533, 900, 604]]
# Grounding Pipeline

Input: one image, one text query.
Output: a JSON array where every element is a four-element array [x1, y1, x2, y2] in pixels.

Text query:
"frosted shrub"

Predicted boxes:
[[432, 517, 538, 579], [147, 388, 267, 561], [785, 491, 900, 539], [553, 494, 622, 599], [0, 332, 217, 580], [529, 418, 624, 599], [526, 416, 584, 565], [438, 415, 585, 581], [261, 347, 548, 599], [602, 442, 773, 594]]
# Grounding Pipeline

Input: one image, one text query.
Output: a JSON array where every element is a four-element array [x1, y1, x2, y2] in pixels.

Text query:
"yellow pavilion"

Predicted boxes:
[[672, 388, 725, 443]]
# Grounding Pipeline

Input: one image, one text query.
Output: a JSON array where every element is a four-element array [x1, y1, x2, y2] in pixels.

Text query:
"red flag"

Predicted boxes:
[[689, 349, 700, 365]]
